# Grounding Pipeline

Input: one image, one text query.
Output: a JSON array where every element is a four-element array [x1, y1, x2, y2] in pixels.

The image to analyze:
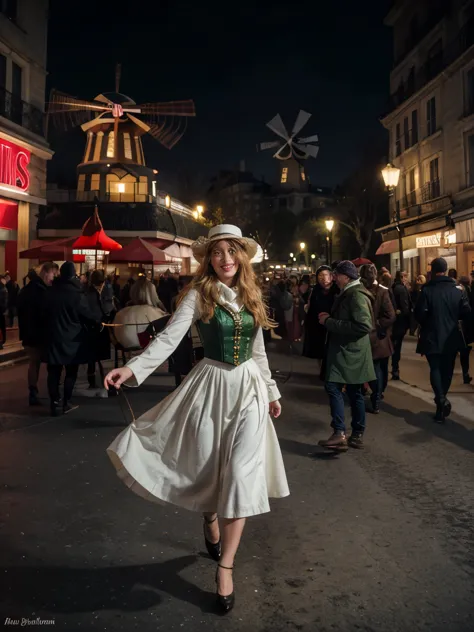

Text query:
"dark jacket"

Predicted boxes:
[[366, 283, 396, 360], [303, 283, 338, 359], [324, 281, 376, 384], [84, 286, 111, 362], [0, 284, 8, 312], [42, 277, 102, 365], [392, 281, 412, 338], [415, 276, 471, 355], [17, 275, 49, 347], [6, 279, 19, 308]]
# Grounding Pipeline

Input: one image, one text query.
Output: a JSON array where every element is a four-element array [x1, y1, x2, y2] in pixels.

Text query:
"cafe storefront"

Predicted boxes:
[[0, 132, 52, 280]]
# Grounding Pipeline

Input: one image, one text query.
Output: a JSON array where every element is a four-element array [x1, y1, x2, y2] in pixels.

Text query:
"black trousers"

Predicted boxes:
[[0, 312, 6, 345], [426, 353, 457, 405], [391, 335, 405, 375], [460, 346, 471, 377], [47, 364, 79, 404]]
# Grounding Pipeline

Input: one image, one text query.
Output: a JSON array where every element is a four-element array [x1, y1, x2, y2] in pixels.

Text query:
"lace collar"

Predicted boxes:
[[216, 281, 242, 313]]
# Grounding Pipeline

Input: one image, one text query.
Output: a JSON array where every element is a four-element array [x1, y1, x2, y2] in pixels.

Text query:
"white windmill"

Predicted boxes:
[[258, 110, 319, 189]]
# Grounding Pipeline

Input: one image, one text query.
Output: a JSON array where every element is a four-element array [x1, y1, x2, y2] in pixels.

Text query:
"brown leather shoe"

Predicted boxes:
[[318, 432, 348, 448]]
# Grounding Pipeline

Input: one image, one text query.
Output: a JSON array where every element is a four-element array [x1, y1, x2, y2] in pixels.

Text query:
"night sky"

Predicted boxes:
[[47, 0, 393, 198]]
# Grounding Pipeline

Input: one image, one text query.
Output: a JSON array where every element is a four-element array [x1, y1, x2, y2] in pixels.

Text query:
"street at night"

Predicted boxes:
[[1, 347, 473, 631]]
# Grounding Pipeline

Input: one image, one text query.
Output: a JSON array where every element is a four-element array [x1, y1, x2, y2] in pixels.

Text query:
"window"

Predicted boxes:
[[11, 62, 22, 97], [426, 39, 443, 81], [429, 158, 440, 198], [90, 174, 100, 193], [0, 54, 6, 89], [123, 132, 132, 159], [467, 134, 474, 187], [466, 67, 474, 115], [403, 117, 410, 150], [403, 168, 416, 206], [281, 167, 288, 184], [83, 174, 92, 192], [427, 97, 437, 136], [395, 123, 401, 157], [411, 110, 418, 144], [107, 131, 115, 157], [1, 0, 17, 21]]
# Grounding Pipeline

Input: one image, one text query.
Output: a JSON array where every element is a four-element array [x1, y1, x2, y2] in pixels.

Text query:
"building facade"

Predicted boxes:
[[0, 0, 52, 281], [378, 0, 474, 277]]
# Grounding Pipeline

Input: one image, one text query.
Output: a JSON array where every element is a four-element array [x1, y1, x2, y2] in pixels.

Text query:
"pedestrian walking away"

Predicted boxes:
[[0, 275, 8, 349], [359, 264, 396, 412], [317, 260, 376, 451], [391, 270, 412, 380], [17, 262, 59, 405], [415, 257, 471, 422], [104, 224, 289, 614]]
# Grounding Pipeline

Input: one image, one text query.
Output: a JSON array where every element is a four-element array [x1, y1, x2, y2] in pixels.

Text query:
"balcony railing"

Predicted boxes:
[[47, 188, 155, 204], [0, 87, 45, 137], [386, 20, 474, 114], [421, 178, 441, 202]]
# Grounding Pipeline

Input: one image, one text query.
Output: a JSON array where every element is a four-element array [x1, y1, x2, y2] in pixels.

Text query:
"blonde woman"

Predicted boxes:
[[104, 224, 289, 613]]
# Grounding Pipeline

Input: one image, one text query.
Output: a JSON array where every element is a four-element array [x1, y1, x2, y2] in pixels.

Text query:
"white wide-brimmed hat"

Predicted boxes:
[[191, 224, 259, 263]]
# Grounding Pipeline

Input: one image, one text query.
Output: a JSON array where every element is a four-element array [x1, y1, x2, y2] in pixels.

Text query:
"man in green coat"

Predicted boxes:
[[317, 260, 375, 450]]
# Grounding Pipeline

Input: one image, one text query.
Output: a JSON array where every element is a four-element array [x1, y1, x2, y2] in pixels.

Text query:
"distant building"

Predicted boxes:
[[377, 0, 474, 276], [0, 0, 53, 280]]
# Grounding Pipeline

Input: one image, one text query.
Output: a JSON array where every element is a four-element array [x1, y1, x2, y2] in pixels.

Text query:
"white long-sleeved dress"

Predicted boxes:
[[106, 282, 290, 519]]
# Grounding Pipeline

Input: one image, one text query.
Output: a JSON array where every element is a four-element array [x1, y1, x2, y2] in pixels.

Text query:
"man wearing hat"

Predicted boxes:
[[317, 260, 376, 450], [415, 257, 471, 422]]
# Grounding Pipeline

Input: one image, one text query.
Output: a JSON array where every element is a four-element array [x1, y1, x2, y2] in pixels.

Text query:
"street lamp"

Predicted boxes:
[[325, 218, 335, 264], [381, 163, 402, 270], [289, 252, 294, 258], [197, 204, 204, 215], [300, 242, 306, 250]]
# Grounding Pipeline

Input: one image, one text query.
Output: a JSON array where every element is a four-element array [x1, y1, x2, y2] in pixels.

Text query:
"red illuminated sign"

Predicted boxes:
[[0, 139, 30, 191]]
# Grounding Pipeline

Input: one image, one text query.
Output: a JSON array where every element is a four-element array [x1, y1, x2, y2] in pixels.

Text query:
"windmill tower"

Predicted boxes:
[[46, 65, 196, 203], [258, 110, 319, 190]]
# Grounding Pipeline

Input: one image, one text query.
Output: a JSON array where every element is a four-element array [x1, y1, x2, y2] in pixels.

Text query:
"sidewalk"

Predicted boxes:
[[390, 336, 474, 421]]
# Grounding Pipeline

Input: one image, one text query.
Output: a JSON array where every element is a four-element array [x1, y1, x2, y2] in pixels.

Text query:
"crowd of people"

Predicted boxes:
[[261, 257, 473, 446], [4, 262, 189, 416]]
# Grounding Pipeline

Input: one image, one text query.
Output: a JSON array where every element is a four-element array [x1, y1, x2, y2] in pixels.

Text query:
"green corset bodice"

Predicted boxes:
[[196, 304, 256, 366]]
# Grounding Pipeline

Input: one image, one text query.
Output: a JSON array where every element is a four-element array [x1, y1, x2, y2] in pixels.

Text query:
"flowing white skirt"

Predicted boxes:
[[106, 358, 290, 518]]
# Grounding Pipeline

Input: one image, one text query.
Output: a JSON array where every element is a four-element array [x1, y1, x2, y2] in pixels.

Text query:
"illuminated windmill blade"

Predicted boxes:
[[293, 142, 320, 158], [265, 113, 289, 140], [258, 140, 280, 151], [291, 110, 311, 136], [138, 100, 196, 117], [47, 90, 110, 115]]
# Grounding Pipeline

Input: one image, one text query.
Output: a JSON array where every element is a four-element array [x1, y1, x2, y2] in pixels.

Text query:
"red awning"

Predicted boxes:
[[19, 237, 76, 260], [375, 240, 399, 255], [108, 237, 169, 264], [352, 257, 372, 266]]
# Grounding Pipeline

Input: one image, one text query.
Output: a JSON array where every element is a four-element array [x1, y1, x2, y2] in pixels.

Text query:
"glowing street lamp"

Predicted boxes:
[[381, 163, 403, 270], [289, 252, 294, 258], [325, 219, 334, 232], [196, 204, 204, 215], [165, 195, 171, 208], [300, 242, 306, 250], [325, 219, 335, 264]]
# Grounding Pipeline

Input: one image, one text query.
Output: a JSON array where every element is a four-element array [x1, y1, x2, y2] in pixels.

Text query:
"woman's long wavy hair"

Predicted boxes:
[[178, 238, 275, 329]]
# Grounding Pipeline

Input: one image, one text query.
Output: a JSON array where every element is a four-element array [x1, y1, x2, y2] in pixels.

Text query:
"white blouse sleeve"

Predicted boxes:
[[252, 327, 281, 402], [125, 289, 200, 387]]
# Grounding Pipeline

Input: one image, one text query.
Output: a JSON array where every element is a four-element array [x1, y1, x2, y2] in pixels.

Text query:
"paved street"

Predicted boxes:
[[1, 344, 474, 631]]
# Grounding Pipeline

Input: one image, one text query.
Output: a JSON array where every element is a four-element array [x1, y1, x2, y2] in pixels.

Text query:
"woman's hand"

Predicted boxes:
[[104, 366, 133, 390], [269, 400, 282, 418], [318, 311, 330, 325]]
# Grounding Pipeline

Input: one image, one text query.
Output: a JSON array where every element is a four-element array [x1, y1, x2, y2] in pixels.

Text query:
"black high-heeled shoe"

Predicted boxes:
[[203, 515, 221, 562], [215, 563, 235, 613]]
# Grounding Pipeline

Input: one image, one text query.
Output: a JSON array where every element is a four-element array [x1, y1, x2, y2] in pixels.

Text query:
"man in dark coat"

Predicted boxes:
[[318, 261, 376, 451], [42, 262, 102, 416], [415, 257, 471, 422], [391, 270, 412, 380], [4, 273, 19, 327], [158, 270, 178, 313], [17, 262, 59, 405], [85, 270, 113, 388], [360, 264, 396, 413], [302, 265, 338, 379]]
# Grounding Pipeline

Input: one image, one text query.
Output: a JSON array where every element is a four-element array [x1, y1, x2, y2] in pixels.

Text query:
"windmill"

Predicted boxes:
[[258, 110, 319, 189], [46, 64, 196, 203]]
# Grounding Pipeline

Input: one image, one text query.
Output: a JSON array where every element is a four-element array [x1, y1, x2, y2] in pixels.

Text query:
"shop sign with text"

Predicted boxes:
[[0, 139, 30, 191], [416, 233, 441, 248]]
